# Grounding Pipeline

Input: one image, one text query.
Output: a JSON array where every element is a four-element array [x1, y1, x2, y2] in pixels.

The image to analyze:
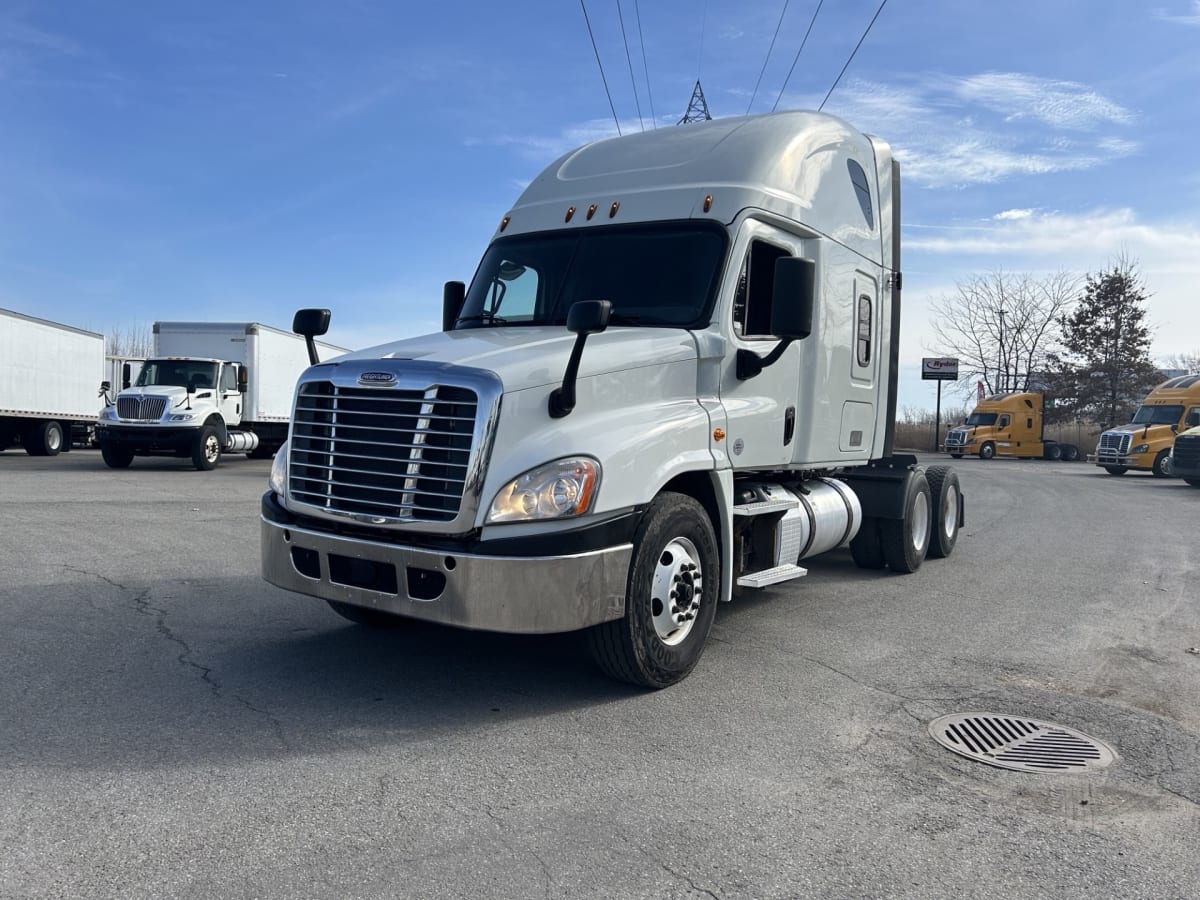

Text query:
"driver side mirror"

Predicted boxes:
[[293, 308, 332, 365], [1186, 410, 1200, 428]]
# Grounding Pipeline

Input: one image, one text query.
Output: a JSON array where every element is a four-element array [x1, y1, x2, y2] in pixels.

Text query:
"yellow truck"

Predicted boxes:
[[1090, 375, 1200, 476], [1168, 408, 1200, 487], [943, 391, 1080, 461]]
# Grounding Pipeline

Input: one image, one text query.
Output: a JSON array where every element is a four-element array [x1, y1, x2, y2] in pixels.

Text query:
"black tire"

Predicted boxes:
[[880, 472, 931, 574], [1103, 465, 1127, 476], [925, 466, 960, 560], [23, 420, 64, 456], [849, 516, 887, 569], [1152, 450, 1171, 478], [950, 453, 963, 460], [192, 426, 222, 471], [1185, 478, 1200, 488], [1062, 444, 1080, 462], [588, 492, 719, 689], [100, 442, 135, 469], [326, 599, 405, 627], [979, 442, 995, 460], [1044, 443, 1062, 461]]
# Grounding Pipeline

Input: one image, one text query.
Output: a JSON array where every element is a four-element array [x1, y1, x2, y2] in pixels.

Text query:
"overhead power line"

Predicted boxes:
[[616, 0, 645, 132], [818, 0, 888, 112], [747, 0, 790, 115], [772, 0, 824, 112], [634, 0, 657, 128], [580, 0, 622, 135]]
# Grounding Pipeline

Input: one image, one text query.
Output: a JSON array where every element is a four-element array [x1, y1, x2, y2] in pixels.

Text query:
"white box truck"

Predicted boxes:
[[97, 321, 344, 470], [262, 111, 966, 687], [1, 307, 105, 456]]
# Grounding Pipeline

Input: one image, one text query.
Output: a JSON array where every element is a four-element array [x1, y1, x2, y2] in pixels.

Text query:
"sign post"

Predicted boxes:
[[922, 357, 959, 452]]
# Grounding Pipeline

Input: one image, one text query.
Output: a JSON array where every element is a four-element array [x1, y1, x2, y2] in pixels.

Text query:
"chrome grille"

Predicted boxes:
[[1097, 432, 1131, 457], [117, 396, 168, 421], [1173, 435, 1200, 468], [289, 381, 478, 523], [945, 428, 968, 447]]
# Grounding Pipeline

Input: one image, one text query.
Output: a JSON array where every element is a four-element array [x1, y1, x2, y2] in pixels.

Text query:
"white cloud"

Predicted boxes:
[[954, 72, 1135, 129], [994, 208, 1034, 220], [1153, 1, 1200, 25]]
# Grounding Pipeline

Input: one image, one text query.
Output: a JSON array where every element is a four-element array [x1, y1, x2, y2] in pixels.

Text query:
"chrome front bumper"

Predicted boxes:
[[261, 513, 633, 634]]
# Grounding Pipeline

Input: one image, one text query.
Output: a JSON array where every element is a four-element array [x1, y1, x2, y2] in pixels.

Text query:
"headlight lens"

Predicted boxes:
[[100, 407, 118, 421], [967, 437, 977, 444], [169, 413, 197, 422], [269, 440, 289, 499], [1131, 443, 1150, 455], [487, 457, 600, 523]]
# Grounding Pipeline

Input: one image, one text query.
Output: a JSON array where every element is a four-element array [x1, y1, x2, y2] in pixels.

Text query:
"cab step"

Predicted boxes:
[[736, 564, 808, 589], [732, 497, 798, 517]]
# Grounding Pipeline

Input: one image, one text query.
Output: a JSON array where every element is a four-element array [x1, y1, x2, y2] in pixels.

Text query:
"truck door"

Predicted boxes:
[[219, 363, 242, 426], [718, 226, 804, 470]]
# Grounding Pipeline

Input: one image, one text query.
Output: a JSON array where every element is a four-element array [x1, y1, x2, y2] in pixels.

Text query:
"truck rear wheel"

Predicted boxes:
[[880, 472, 931, 574], [24, 420, 64, 456], [192, 426, 222, 470], [925, 466, 960, 560], [1062, 444, 1080, 461], [1044, 443, 1062, 461], [587, 492, 718, 689], [100, 442, 135, 468], [978, 442, 995, 460], [1152, 450, 1171, 478]]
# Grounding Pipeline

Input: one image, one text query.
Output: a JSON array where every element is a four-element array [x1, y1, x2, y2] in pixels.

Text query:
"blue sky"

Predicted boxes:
[[3, 1, 1199, 413]]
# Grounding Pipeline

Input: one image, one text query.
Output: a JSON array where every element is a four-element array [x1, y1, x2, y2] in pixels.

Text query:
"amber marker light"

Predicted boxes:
[[609, 201, 620, 218], [713, 428, 725, 441], [500, 216, 511, 232], [565, 206, 576, 222], [586, 203, 598, 220], [703, 194, 713, 212]]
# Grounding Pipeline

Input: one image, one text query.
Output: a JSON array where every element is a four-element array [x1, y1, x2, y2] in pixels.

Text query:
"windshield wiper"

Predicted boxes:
[[455, 312, 509, 326], [607, 312, 644, 325]]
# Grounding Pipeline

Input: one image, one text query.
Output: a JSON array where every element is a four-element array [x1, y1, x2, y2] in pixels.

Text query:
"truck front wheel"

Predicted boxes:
[[100, 442, 134, 468], [978, 442, 995, 460], [588, 492, 719, 689], [192, 426, 222, 471], [1152, 450, 1171, 478]]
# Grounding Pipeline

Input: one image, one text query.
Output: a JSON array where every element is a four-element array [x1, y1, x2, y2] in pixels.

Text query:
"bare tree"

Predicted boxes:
[[106, 323, 154, 358], [1163, 350, 1200, 374], [927, 270, 1080, 399]]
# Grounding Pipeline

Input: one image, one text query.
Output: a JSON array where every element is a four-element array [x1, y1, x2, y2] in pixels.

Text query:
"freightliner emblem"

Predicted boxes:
[[358, 371, 397, 385]]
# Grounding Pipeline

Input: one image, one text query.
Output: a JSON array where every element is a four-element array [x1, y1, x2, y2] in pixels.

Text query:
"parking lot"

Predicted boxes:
[[1, 449, 1198, 899]]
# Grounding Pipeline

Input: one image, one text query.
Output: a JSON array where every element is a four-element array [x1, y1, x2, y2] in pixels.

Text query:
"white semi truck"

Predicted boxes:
[[261, 111, 965, 687], [1, 307, 105, 456], [97, 321, 344, 470]]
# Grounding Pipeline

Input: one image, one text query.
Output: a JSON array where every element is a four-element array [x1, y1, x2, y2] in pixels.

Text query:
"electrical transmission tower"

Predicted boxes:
[[678, 80, 712, 124]]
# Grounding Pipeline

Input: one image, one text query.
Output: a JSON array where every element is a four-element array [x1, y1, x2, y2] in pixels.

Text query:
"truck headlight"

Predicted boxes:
[[169, 413, 198, 422], [487, 457, 600, 523], [269, 441, 289, 500], [967, 437, 977, 444], [1131, 443, 1150, 455], [99, 407, 119, 421]]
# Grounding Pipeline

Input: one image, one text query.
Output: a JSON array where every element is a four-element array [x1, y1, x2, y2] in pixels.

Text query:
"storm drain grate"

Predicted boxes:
[[928, 713, 1117, 773]]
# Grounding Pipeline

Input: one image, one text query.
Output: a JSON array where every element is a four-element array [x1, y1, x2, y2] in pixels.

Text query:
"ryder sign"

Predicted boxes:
[[922, 357, 959, 381]]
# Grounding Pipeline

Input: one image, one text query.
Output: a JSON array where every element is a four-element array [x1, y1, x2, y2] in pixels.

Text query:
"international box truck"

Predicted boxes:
[[97, 322, 344, 470], [943, 391, 1080, 461], [1089, 374, 1200, 476], [0, 308, 105, 456], [1168, 408, 1200, 487], [261, 110, 966, 687]]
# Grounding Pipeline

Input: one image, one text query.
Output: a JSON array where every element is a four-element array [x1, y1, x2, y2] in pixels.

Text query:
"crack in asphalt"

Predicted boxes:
[[640, 851, 723, 900]]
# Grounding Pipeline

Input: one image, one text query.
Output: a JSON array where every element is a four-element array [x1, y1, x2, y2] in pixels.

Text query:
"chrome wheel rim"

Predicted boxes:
[[650, 536, 703, 646], [911, 491, 930, 554], [941, 484, 958, 541]]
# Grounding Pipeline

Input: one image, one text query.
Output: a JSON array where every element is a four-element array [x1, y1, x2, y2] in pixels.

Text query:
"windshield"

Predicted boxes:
[[1130, 404, 1184, 426], [136, 360, 219, 390], [965, 412, 997, 426], [456, 223, 728, 329]]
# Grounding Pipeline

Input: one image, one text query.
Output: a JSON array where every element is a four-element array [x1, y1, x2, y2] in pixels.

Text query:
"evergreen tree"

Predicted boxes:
[[1048, 259, 1159, 427]]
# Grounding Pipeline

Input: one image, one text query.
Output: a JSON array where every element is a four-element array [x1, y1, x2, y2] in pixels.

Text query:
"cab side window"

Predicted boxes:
[[221, 365, 237, 392], [998, 415, 1010, 429], [733, 240, 790, 339]]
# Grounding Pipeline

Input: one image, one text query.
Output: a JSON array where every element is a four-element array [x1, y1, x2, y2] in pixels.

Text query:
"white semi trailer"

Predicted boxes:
[[262, 110, 965, 687], [97, 321, 344, 470], [0, 308, 105, 456]]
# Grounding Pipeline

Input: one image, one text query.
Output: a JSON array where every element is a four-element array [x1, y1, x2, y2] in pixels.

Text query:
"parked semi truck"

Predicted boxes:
[[97, 321, 344, 470], [1089, 374, 1200, 477], [943, 391, 1080, 461], [1, 307, 105, 456], [261, 110, 966, 688], [1169, 409, 1200, 487]]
